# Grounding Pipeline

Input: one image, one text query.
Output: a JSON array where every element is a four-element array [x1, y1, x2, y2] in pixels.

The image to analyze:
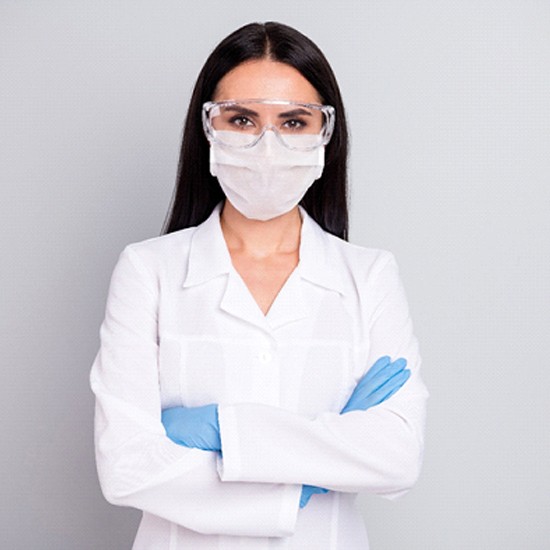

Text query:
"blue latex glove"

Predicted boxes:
[[301, 356, 410, 508], [341, 356, 410, 414], [161, 404, 221, 452], [300, 485, 329, 508]]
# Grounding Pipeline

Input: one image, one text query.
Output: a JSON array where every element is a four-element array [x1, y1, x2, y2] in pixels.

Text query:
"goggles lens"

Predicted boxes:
[[202, 100, 335, 150]]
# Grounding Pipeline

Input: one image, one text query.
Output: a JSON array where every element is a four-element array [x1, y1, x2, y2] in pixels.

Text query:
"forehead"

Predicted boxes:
[[213, 59, 321, 104]]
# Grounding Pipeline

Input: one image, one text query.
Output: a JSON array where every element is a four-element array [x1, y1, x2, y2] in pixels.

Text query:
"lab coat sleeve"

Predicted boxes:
[[90, 246, 301, 537], [217, 251, 429, 499]]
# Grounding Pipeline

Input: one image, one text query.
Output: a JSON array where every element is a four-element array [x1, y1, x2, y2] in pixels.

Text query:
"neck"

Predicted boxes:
[[220, 201, 302, 259]]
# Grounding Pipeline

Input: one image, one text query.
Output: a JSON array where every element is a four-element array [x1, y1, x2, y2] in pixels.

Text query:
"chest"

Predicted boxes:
[[157, 273, 369, 416]]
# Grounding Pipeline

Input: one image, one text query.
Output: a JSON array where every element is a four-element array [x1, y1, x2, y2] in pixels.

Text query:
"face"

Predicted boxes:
[[209, 60, 327, 222]]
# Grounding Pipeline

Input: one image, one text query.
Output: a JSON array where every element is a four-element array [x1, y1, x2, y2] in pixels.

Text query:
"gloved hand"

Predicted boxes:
[[341, 356, 410, 414], [161, 404, 221, 452], [301, 356, 411, 508], [300, 485, 329, 508]]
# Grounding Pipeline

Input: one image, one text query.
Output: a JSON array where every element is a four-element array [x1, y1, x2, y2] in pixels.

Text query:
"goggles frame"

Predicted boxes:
[[202, 98, 336, 151]]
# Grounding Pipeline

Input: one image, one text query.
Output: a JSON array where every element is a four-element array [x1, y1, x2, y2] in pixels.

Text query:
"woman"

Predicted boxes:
[[91, 22, 428, 549]]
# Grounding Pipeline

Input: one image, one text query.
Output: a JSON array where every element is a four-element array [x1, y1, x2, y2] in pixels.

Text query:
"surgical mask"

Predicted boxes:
[[209, 131, 325, 221]]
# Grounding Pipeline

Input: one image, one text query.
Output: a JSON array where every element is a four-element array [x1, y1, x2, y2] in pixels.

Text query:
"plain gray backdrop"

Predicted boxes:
[[2, 1, 549, 548]]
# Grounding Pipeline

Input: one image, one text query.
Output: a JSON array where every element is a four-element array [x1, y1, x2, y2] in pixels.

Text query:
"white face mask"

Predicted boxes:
[[209, 131, 325, 221]]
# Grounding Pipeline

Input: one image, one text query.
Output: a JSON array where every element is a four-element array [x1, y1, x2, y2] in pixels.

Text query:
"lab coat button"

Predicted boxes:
[[259, 351, 272, 363]]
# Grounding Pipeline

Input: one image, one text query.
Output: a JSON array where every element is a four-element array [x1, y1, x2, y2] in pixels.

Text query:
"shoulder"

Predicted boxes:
[[321, 228, 398, 283], [322, 236, 408, 315], [126, 227, 195, 259], [330, 233, 394, 266], [301, 211, 401, 295], [121, 204, 224, 271], [113, 227, 198, 281]]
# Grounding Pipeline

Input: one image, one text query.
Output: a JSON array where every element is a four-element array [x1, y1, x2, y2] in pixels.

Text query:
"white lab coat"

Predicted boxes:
[[90, 204, 428, 549]]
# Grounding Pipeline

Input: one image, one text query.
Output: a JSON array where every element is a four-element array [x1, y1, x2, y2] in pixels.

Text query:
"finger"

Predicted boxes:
[[341, 358, 408, 414], [362, 356, 391, 384], [365, 358, 407, 394], [390, 357, 407, 370], [368, 368, 411, 406], [353, 357, 407, 400], [343, 368, 411, 413], [300, 487, 312, 508]]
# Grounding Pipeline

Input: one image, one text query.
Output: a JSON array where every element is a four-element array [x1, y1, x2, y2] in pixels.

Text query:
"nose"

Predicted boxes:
[[255, 126, 287, 152], [262, 124, 278, 134]]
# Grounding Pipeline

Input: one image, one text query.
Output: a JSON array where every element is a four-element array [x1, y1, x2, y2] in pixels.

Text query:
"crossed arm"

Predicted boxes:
[[161, 355, 411, 508]]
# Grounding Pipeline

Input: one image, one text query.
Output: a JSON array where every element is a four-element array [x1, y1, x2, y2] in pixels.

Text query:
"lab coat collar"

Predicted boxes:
[[183, 203, 231, 288], [297, 206, 349, 297]]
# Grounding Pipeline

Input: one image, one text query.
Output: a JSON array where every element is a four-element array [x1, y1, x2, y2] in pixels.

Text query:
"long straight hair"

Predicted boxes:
[[164, 22, 349, 240]]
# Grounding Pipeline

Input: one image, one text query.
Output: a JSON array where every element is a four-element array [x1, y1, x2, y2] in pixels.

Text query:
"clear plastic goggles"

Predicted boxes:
[[202, 99, 335, 151]]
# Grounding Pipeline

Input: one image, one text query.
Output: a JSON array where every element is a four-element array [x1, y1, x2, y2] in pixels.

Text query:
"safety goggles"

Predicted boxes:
[[202, 99, 335, 151]]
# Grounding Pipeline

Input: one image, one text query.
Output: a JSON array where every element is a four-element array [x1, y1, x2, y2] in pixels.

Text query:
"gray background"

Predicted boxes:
[[1, 1, 549, 548]]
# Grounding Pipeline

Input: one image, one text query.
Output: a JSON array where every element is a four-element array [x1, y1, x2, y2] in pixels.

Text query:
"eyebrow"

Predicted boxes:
[[220, 106, 314, 118], [221, 106, 259, 117], [277, 108, 313, 118]]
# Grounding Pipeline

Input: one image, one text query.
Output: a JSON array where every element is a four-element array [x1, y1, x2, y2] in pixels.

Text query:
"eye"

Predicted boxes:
[[228, 115, 255, 129], [282, 118, 308, 131]]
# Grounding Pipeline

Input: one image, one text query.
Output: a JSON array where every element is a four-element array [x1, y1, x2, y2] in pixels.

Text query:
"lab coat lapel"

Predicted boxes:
[[269, 208, 350, 329], [297, 207, 349, 296], [220, 269, 271, 331], [183, 204, 231, 288], [265, 269, 309, 330], [182, 207, 268, 330]]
